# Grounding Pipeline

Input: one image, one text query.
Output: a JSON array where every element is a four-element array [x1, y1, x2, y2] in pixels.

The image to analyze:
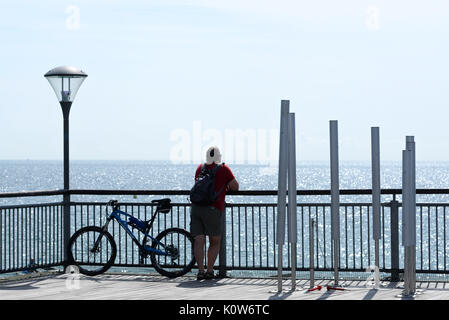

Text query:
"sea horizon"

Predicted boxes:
[[2, 160, 449, 203]]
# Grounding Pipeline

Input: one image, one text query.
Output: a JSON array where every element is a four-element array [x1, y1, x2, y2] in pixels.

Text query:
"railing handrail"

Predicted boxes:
[[0, 190, 65, 198], [2, 188, 449, 198]]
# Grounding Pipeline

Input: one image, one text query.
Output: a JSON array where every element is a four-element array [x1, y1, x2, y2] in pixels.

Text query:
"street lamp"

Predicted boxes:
[[44, 66, 87, 267]]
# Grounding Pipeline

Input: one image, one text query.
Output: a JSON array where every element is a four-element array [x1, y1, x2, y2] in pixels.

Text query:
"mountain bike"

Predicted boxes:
[[67, 199, 195, 278]]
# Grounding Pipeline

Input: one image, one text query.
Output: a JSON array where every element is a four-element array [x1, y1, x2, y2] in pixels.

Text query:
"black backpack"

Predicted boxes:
[[190, 163, 225, 206]]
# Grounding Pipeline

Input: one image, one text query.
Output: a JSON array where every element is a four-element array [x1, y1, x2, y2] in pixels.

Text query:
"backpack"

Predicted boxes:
[[190, 163, 225, 206]]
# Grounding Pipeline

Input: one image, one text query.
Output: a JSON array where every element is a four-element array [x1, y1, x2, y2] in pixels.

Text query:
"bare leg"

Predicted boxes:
[[207, 236, 221, 273], [194, 235, 206, 273]]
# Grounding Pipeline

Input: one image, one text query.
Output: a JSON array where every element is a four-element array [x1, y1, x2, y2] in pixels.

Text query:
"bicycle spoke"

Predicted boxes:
[[150, 228, 195, 278], [68, 226, 116, 276]]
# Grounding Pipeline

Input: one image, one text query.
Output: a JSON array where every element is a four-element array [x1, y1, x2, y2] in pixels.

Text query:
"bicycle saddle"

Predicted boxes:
[[151, 198, 172, 213]]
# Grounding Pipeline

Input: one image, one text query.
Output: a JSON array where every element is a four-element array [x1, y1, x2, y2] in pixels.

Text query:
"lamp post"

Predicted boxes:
[[44, 66, 87, 267]]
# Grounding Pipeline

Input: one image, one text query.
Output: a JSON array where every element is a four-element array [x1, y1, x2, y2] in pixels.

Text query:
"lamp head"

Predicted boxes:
[[44, 66, 88, 103]]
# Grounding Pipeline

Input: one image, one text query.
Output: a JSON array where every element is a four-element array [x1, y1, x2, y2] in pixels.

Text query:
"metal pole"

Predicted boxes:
[[404, 136, 416, 295], [371, 127, 381, 288], [61, 101, 72, 268], [276, 100, 289, 292], [329, 120, 340, 285], [410, 137, 416, 293], [219, 210, 227, 278], [402, 150, 409, 295], [402, 150, 409, 247], [288, 112, 297, 290], [309, 217, 315, 289], [406, 136, 416, 248], [402, 149, 410, 294], [389, 197, 400, 282]]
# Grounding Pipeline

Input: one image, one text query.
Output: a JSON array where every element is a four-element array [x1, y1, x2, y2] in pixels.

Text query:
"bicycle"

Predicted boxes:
[[67, 199, 196, 278]]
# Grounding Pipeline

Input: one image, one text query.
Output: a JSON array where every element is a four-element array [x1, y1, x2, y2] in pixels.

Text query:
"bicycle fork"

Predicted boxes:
[[91, 217, 112, 252]]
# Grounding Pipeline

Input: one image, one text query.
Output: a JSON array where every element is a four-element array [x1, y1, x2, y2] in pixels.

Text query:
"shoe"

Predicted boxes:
[[197, 271, 206, 280], [204, 271, 216, 280]]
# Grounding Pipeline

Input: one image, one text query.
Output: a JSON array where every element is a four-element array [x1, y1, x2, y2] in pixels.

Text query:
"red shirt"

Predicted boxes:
[[195, 163, 235, 212]]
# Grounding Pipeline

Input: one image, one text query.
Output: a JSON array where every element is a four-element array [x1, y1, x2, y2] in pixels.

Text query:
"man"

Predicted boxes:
[[190, 146, 239, 280]]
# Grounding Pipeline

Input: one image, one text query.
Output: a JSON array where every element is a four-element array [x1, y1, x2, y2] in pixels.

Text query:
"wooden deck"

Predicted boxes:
[[1, 272, 449, 300]]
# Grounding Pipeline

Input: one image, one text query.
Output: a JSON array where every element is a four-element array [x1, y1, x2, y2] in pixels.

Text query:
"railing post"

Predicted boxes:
[[389, 196, 400, 282], [309, 217, 315, 289], [218, 208, 227, 278]]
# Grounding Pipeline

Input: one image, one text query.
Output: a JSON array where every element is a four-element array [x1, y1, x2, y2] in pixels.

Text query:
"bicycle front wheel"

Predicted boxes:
[[150, 228, 195, 278], [67, 226, 117, 276]]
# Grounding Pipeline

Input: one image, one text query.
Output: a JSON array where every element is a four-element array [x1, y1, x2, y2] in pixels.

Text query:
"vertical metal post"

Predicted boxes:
[[389, 197, 400, 282], [402, 149, 410, 292], [287, 112, 297, 290], [276, 100, 289, 292], [309, 217, 315, 289], [407, 137, 416, 295], [329, 120, 340, 285], [409, 137, 416, 293], [403, 136, 416, 296], [403, 149, 411, 294], [219, 210, 227, 277], [371, 127, 381, 288], [61, 101, 72, 268], [402, 150, 409, 247]]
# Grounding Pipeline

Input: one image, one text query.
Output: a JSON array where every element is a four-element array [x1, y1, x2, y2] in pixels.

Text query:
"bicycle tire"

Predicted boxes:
[[150, 227, 195, 278], [67, 226, 117, 276]]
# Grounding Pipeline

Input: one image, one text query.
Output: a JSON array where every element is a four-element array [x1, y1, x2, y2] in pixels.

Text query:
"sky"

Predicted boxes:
[[1, 0, 449, 163]]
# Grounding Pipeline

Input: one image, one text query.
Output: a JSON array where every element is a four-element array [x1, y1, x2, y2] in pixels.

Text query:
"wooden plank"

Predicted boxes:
[[2, 274, 449, 300]]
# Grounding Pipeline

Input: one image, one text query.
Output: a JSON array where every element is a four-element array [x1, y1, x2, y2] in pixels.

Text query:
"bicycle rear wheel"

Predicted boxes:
[[150, 228, 195, 278], [67, 226, 117, 276]]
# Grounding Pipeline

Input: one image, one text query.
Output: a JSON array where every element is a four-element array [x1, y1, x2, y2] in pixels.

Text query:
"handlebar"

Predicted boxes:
[[107, 198, 171, 213], [107, 200, 119, 210]]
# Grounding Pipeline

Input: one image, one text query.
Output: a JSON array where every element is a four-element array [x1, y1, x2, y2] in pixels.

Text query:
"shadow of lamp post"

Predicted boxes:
[[44, 66, 88, 268]]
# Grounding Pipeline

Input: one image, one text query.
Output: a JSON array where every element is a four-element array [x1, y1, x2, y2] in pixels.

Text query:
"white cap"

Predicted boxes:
[[206, 146, 222, 165]]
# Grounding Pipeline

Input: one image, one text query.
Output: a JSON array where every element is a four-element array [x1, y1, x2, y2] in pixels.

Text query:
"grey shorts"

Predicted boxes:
[[190, 204, 223, 237]]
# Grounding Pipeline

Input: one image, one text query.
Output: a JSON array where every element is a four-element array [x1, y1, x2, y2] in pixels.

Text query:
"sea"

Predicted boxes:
[[2, 160, 449, 204]]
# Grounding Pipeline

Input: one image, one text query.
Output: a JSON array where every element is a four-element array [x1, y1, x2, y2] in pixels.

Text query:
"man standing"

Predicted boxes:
[[190, 146, 239, 280]]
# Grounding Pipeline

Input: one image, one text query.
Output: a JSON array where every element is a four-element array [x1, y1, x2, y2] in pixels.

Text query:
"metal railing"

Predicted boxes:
[[0, 202, 64, 273], [2, 189, 449, 280]]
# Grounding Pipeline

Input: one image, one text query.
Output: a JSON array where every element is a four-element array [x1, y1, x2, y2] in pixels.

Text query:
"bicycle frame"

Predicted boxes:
[[100, 208, 169, 257]]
